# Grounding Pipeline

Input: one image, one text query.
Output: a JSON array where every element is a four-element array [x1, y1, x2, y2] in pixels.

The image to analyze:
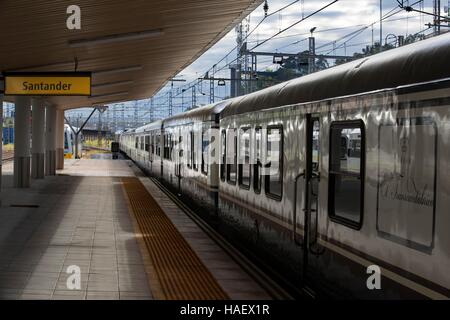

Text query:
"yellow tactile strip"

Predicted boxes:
[[121, 177, 229, 300]]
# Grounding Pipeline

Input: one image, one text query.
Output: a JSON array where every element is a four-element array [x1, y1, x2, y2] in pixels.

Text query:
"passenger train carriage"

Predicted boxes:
[[119, 33, 450, 299], [64, 124, 83, 159]]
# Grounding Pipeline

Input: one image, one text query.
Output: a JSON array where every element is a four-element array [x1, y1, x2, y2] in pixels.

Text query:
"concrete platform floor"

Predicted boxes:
[[0, 157, 270, 300], [0, 159, 151, 300]]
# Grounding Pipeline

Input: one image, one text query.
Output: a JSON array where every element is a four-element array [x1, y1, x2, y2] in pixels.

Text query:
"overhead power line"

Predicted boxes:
[[319, 0, 424, 54], [396, 0, 450, 22], [195, 0, 304, 86], [214, 0, 340, 75]]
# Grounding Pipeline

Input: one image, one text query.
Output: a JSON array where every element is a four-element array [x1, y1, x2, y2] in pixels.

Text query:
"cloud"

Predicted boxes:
[[66, 0, 439, 121]]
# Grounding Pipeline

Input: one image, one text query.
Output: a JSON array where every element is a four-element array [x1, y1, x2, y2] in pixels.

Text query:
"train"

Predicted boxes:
[[119, 33, 450, 299]]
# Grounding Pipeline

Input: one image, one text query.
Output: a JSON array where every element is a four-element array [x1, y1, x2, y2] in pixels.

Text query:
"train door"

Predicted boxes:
[[302, 114, 324, 293]]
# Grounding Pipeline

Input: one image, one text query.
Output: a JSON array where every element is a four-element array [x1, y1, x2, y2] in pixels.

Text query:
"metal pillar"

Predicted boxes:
[[434, 0, 441, 35], [210, 66, 215, 104], [133, 101, 138, 126], [56, 110, 65, 170], [45, 105, 57, 176], [150, 97, 154, 122], [113, 105, 117, 133], [14, 96, 32, 188], [105, 108, 110, 135], [308, 37, 316, 74], [169, 81, 173, 116], [251, 53, 257, 93], [31, 98, 46, 179], [236, 68, 242, 97], [230, 66, 237, 98]]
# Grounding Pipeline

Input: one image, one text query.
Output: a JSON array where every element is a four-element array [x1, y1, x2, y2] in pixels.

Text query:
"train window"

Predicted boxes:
[[164, 133, 172, 160], [193, 131, 198, 171], [170, 134, 174, 161], [265, 126, 283, 200], [253, 127, 262, 193], [220, 130, 226, 181], [145, 136, 150, 152], [312, 120, 320, 171], [238, 127, 251, 189], [187, 131, 192, 168], [226, 129, 237, 185], [135, 137, 139, 149], [188, 131, 193, 168], [328, 120, 365, 229], [201, 129, 209, 176]]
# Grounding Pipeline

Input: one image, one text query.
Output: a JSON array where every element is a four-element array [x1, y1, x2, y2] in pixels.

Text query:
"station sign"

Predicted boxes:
[[1, 72, 91, 96]]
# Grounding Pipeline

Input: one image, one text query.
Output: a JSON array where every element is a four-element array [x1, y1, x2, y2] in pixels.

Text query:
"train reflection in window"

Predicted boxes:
[[201, 129, 208, 175], [329, 121, 365, 229]]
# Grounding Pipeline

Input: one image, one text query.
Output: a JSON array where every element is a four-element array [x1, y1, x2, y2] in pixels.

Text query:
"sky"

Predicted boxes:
[[57, 0, 450, 126]]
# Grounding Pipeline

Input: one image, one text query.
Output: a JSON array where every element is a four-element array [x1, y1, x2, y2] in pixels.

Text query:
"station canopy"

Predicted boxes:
[[0, 0, 262, 109]]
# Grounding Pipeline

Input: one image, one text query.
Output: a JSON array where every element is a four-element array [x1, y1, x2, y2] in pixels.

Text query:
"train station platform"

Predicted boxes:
[[0, 157, 271, 300]]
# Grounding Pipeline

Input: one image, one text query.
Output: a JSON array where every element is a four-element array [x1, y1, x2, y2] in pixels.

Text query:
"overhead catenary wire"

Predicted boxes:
[[249, 0, 339, 51], [323, 0, 426, 52], [320, 0, 423, 54], [196, 0, 304, 83], [396, 0, 450, 22], [213, 0, 340, 75], [256, 14, 423, 55], [317, 5, 406, 51]]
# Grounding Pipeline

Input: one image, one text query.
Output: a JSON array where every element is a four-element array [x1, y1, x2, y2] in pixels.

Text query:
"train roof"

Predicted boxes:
[[163, 99, 232, 126], [64, 124, 80, 132], [132, 120, 163, 133], [222, 32, 450, 118]]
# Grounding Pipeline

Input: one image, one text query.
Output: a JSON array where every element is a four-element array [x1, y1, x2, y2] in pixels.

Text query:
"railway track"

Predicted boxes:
[[149, 176, 301, 300]]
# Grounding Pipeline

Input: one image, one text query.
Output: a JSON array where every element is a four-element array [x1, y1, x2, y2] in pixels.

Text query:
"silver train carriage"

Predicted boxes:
[[119, 33, 450, 299]]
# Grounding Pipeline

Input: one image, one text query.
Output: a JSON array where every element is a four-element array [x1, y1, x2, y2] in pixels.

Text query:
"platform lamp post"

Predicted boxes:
[[308, 27, 317, 74], [96, 105, 108, 148]]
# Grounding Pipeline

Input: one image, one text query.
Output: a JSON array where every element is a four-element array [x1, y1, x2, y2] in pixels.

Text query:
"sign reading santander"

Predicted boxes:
[[2, 72, 91, 96]]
